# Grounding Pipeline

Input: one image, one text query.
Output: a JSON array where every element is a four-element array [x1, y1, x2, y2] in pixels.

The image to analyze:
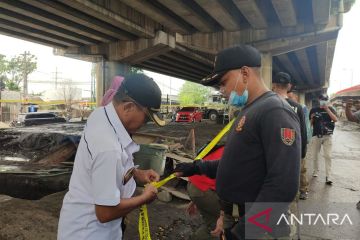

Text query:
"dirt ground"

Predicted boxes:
[[1, 120, 360, 239], [0, 188, 202, 240], [0, 120, 226, 240], [138, 121, 227, 151]]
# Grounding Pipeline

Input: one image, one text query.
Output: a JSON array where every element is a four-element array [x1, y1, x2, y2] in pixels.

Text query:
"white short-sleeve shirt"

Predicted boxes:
[[58, 103, 140, 240]]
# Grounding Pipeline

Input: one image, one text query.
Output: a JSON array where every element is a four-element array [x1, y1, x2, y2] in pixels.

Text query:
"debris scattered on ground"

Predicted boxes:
[[0, 122, 9, 129], [0, 121, 226, 239], [157, 190, 173, 202], [161, 186, 191, 201]]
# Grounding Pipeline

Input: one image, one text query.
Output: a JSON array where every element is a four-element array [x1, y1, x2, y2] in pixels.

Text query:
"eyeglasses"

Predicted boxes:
[[124, 100, 152, 123], [142, 109, 152, 123], [136, 103, 152, 123]]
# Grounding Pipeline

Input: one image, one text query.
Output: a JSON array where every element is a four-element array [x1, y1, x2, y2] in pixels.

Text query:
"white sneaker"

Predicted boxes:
[[312, 171, 319, 177]]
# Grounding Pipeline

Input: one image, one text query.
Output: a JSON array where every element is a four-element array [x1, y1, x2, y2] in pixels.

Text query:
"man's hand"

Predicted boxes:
[[141, 184, 158, 204], [186, 201, 198, 216], [173, 162, 200, 177], [346, 101, 353, 109], [134, 169, 160, 184], [211, 212, 224, 237]]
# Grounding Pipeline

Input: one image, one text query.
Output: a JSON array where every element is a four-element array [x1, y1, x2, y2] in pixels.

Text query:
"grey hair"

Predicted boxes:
[[112, 86, 133, 105]]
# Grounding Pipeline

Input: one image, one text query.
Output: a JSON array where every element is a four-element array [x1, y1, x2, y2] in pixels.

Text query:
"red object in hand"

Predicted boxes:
[[189, 145, 224, 191]]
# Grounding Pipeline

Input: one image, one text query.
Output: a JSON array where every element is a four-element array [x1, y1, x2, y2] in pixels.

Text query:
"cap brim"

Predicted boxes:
[[148, 110, 166, 127], [201, 71, 227, 86]]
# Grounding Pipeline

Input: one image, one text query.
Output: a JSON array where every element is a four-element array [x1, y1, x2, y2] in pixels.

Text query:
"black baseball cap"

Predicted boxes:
[[273, 72, 292, 84], [120, 74, 165, 126], [201, 44, 262, 86], [319, 94, 329, 101]]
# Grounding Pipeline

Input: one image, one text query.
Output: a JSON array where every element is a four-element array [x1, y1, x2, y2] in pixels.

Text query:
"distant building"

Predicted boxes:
[[42, 88, 82, 102], [0, 90, 21, 122], [161, 94, 179, 105]]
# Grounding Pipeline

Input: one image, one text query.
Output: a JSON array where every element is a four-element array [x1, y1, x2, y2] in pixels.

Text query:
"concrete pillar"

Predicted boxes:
[[95, 61, 130, 106], [298, 92, 306, 105], [104, 61, 130, 91], [260, 52, 272, 89], [95, 61, 104, 107]]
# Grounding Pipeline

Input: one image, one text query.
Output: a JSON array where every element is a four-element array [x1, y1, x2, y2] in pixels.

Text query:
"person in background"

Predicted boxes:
[[186, 145, 224, 240], [345, 100, 360, 123], [287, 88, 312, 200], [288, 90, 312, 143], [309, 94, 338, 185], [272, 72, 308, 200]]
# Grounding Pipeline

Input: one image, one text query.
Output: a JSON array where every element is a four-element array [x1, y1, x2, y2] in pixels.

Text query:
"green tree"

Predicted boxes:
[[178, 81, 212, 105], [0, 54, 7, 76], [0, 55, 7, 90], [129, 67, 143, 74], [5, 80, 20, 91], [0, 76, 6, 90], [6, 58, 21, 86], [6, 51, 37, 94]]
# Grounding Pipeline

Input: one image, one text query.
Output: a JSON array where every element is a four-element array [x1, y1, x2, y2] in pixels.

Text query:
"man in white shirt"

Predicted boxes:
[[345, 100, 360, 123], [58, 73, 166, 240]]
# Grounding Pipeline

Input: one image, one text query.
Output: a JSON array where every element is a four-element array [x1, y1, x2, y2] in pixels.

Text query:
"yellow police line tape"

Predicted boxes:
[[138, 119, 235, 239], [195, 118, 235, 160], [138, 174, 177, 240]]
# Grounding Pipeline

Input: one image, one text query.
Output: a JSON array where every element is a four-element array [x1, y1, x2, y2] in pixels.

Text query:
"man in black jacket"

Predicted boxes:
[[272, 72, 309, 200], [175, 45, 301, 240], [310, 94, 338, 185]]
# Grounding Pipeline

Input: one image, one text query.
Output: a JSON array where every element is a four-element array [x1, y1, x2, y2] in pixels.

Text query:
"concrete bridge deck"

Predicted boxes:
[[0, 0, 355, 102]]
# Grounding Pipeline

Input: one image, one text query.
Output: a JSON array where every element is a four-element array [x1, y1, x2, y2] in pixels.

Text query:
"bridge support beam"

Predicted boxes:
[[298, 92, 306, 106], [104, 61, 129, 91], [261, 52, 272, 89], [95, 60, 129, 106]]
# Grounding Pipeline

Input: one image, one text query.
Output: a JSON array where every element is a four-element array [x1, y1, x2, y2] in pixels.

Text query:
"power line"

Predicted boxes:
[[155, 80, 180, 93], [28, 79, 91, 85]]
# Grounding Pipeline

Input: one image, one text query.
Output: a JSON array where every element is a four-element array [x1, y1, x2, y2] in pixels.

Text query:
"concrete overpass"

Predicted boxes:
[[0, 0, 354, 104]]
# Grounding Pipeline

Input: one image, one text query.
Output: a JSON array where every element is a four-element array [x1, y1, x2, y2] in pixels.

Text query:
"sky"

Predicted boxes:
[[0, 1, 359, 97], [328, 0, 360, 94], [0, 37, 93, 97]]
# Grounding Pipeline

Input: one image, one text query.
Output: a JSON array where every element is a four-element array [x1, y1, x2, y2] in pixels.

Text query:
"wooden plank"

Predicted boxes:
[[160, 186, 190, 201], [37, 143, 76, 165], [165, 153, 193, 163]]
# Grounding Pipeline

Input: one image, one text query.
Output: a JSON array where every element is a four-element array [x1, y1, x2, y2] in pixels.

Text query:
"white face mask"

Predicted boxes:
[[228, 74, 248, 107], [319, 100, 328, 106]]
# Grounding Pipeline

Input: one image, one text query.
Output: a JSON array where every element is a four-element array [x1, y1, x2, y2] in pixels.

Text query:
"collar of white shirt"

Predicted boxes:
[[104, 103, 133, 149]]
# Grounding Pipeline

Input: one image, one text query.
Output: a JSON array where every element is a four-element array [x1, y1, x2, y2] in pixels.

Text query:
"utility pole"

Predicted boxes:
[[52, 67, 61, 89], [55, 67, 58, 89], [166, 94, 169, 114], [169, 77, 172, 108], [22, 51, 29, 97]]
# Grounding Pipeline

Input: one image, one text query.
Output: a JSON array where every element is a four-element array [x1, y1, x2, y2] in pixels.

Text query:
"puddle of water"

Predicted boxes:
[[0, 165, 20, 172], [0, 156, 30, 162]]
